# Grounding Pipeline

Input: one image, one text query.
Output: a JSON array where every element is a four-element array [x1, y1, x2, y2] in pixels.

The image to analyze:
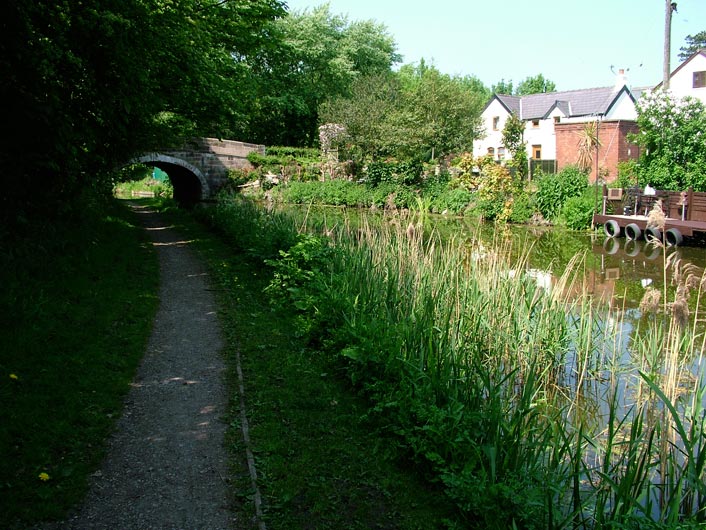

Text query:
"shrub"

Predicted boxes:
[[365, 161, 423, 186], [508, 191, 535, 224], [534, 165, 588, 221], [560, 188, 597, 230], [473, 156, 514, 222], [430, 188, 473, 215]]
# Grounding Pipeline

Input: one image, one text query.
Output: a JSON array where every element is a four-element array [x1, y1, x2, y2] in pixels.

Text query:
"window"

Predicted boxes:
[[532, 145, 542, 159], [487, 147, 495, 157], [492, 116, 500, 130], [532, 119, 540, 128], [554, 116, 561, 124], [497, 147, 506, 160], [694, 71, 706, 88]]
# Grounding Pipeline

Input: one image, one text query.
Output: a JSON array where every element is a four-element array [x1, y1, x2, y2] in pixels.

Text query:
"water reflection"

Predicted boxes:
[[284, 204, 706, 313]]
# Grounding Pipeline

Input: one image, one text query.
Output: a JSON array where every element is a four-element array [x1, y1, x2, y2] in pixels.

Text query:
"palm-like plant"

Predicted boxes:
[[576, 120, 601, 173]]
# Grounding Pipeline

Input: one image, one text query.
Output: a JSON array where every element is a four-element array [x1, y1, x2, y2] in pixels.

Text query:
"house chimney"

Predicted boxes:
[[615, 68, 628, 89]]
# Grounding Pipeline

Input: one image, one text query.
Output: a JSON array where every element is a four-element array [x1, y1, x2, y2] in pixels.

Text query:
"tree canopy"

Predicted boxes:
[[678, 31, 706, 61], [491, 74, 556, 96], [320, 61, 489, 163], [515, 74, 556, 95], [1, 0, 285, 223], [247, 4, 401, 146], [632, 90, 706, 191]]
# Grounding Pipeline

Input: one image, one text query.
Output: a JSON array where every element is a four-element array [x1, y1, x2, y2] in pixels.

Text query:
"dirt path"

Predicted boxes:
[[50, 205, 234, 529]]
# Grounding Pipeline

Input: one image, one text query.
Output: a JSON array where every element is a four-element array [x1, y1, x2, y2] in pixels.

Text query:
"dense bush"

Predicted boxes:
[[195, 195, 298, 261], [472, 157, 515, 222], [365, 160, 423, 186], [429, 188, 473, 215], [275, 180, 424, 210], [534, 166, 588, 221], [560, 188, 596, 230], [113, 177, 173, 199], [265, 146, 320, 161], [633, 91, 706, 191], [508, 191, 535, 224]]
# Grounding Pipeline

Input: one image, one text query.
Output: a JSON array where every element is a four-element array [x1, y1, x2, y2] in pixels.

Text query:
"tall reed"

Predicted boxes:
[[211, 198, 706, 528]]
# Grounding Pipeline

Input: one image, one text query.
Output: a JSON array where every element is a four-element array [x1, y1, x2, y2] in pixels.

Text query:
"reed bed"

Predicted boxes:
[[206, 197, 706, 528]]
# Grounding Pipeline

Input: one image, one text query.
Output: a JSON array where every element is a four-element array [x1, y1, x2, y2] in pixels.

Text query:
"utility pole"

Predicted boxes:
[[663, 1, 677, 88]]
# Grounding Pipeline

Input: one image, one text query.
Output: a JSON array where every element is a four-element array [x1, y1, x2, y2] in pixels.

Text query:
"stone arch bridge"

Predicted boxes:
[[136, 137, 265, 204]]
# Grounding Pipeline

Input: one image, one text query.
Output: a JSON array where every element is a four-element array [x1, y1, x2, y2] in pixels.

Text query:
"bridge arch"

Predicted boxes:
[[136, 153, 211, 205]]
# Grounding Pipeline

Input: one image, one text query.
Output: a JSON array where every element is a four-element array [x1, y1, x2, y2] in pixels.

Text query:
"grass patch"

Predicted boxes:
[[158, 204, 460, 529], [0, 200, 159, 527]]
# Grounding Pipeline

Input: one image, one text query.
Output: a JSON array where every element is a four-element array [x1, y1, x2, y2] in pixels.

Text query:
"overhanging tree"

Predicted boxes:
[[1, 0, 286, 223]]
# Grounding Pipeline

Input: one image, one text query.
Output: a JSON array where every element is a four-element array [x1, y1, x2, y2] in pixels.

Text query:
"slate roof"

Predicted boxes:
[[491, 85, 638, 120]]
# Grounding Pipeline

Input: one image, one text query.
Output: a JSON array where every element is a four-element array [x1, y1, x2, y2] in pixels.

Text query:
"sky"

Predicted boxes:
[[283, 0, 706, 92]]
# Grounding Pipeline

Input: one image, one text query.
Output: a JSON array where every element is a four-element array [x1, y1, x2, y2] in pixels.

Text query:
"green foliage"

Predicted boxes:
[[397, 61, 487, 160], [247, 152, 288, 170], [678, 31, 706, 61], [207, 197, 706, 528], [174, 209, 458, 528], [196, 195, 298, 261], [248, 4, 401, 145], [472, 156, 515, 222], [615, 160, 640, 189], [225, 168, 258, 188], [321, 62, 488, 163], [264, 234, 336, 335], [632, 91, 706, 191], [493, 74, 556, 96], [113, 177, 173, 199], [320, 73, 407, 161], [1, 0, 286, 226], [515, 73, 557, 95], [278, 180, 368, 207], [365, 160, 423, 186], [265, 146, 320, 161], [0, 201, 159, 526], [492, 79, 514, 95], [535, 165, 589, 221], [429, 188, 473, 215], [560, 188, 596, 230], [508, 191, 535, 224], [502, 113, 529, 180]]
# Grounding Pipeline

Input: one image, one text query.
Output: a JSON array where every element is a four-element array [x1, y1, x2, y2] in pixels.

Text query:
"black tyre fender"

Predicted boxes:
[[604, 219, 621, 238], [625, 223, 642, 241], [645, 226, 662, 243], [665, 228, 683, 246]]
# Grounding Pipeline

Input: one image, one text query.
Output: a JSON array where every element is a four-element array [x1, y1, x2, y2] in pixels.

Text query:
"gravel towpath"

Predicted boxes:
[[49, 204, 235, 529]]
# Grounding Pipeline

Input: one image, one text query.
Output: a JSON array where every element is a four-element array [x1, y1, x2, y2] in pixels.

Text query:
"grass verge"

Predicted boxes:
[[0, 199, 159, 527], [157, 203, 460, 529]]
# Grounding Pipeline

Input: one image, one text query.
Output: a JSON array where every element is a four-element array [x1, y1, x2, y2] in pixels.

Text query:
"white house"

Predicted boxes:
[[473, 73, 640, 163], [654, 48, 706, 105]]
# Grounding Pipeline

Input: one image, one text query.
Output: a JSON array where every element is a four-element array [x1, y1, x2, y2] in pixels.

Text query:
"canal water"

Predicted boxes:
[[286, 205, 706, 314], [283, 204, 706, 385]]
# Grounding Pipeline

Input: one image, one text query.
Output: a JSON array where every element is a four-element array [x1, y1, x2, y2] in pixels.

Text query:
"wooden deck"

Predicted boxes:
[[593, 186, 706, 244], [593, 214, 706, 238]]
